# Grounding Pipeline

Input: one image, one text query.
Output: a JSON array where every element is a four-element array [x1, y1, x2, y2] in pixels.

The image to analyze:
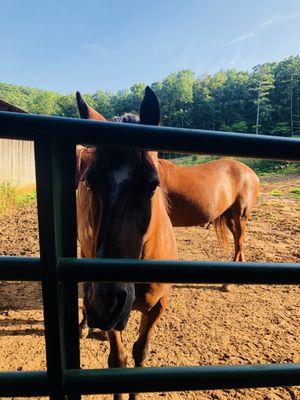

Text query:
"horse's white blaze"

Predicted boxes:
[[111, 166, 131, 202], [96, 165, 132, 257]]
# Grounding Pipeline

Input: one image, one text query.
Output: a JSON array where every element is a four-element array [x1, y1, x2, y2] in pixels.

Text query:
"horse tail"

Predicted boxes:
[[213, 213, 230, 254]]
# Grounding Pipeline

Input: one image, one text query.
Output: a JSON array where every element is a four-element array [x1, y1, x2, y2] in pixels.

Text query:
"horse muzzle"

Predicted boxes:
[[97, 282, 135, 331]]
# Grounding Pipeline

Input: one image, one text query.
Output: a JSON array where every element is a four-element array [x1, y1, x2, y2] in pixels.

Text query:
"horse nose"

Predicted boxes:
[[102, 283, 134, 326], [108, 290, 127, 320]]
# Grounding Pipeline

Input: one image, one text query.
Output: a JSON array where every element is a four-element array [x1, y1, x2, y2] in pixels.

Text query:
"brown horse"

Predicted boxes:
[[158, 157, 260, 263], [76, 92, 260, 268], [76, 87, 177, 400]]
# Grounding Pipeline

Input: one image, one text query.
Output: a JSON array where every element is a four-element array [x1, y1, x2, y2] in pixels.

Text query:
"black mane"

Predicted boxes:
[[109, 113, 139, 124]]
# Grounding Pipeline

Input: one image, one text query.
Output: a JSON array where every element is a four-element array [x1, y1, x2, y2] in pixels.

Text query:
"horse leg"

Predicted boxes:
[[79, 297, 89, 338], [220, 213, 237, 292], [130, 297, 168, 400], [232, 214, 248, 262], [108, 330, 128, 400], [79, 252, 91, 338]]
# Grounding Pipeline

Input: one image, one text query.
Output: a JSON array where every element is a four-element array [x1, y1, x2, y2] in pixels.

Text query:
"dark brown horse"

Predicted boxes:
[[76, 87, 177, 400], [76, 92, 260, 269]]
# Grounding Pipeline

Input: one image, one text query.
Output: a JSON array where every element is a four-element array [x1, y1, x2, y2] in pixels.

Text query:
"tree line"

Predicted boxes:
[[1, 55, 300, 136]]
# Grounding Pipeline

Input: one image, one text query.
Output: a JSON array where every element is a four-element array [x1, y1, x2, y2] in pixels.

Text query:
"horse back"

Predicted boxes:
[[158, 158, 259, 226]]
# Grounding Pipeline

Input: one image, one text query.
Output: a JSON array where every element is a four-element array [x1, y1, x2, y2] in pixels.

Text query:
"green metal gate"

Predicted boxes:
[[0, 111, 299, 399]]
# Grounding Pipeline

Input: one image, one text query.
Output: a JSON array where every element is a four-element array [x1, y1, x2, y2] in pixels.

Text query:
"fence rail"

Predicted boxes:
[[1, 111, 300, 160], [1, 257, 300, 284], [0, 110, 299, 399]]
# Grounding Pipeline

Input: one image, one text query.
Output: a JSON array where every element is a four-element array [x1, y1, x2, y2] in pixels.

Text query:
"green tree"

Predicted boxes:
[[251, 64, 275, 134], [1, 55, 300, 136]]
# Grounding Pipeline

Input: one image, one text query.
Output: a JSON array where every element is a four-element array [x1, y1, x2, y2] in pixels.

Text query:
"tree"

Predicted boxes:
[[92, 90, 115, 118], [251, 64, 275, 134], [1, 55, 300, 136]]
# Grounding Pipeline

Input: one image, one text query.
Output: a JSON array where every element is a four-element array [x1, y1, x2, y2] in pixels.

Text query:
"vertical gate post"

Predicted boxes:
[[52, 138, 80, 400], [35, 137, 80, 400], [34, 138, 65, 400]]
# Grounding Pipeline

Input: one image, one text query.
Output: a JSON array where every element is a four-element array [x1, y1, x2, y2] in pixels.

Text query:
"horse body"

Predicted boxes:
[[158, 157, 260, 262]]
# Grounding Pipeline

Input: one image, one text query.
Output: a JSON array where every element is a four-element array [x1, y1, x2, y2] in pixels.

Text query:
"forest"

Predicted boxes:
[[1, 55, 300, 136]]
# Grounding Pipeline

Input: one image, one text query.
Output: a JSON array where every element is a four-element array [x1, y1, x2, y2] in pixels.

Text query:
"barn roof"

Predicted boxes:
[[0, 98, 27, 113]]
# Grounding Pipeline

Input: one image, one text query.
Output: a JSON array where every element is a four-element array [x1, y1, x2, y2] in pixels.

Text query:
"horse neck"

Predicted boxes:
[[158, 159, 177, 189], [142, 187, 177, 260]]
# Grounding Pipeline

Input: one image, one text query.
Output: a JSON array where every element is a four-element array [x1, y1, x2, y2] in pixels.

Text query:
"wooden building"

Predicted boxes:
[[0, 100, 35, 186]]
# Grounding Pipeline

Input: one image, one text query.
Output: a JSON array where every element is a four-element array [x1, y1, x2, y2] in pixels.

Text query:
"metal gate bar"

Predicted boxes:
[[64, 364, 300, 395], [1, 364, 300, 397], [0, 372, 49, 397], [0, 257, 300, 284], [0, 112, 299, 161], [34, 137, 66, 400], [34, 137, 80, 400], [0, 111, 299, 398]]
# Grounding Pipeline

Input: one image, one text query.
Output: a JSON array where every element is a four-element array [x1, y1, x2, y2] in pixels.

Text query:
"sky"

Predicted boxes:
[[1, 0, 300, 94]]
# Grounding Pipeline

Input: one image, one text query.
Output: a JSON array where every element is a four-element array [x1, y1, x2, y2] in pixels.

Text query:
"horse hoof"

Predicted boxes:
[[220, 284, 229, 292], [99, 330, 109, 341], [79, 327, 90, 339]]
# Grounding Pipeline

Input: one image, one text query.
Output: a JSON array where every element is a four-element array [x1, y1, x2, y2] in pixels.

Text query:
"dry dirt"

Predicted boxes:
[[0, 174, 299, 400]]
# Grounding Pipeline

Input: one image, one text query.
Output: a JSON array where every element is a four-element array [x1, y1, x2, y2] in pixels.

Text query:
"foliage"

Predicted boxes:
[[174, 155, 300, 176], [290, 187, 300, 199], [272, 122, 290, 136], [1, 55, 300, 136], [231, 121, 248, 133], [0, 182, 36, 214], [269, 189, 284, 197]]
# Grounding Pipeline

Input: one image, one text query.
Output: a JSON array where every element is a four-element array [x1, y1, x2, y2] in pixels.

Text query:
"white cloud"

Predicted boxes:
[[228, 12, 300, 46]]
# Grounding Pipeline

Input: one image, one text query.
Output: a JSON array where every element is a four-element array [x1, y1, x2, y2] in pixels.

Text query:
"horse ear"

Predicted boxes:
[[139, 86, 160, 125], [76, 91, 107, 121]]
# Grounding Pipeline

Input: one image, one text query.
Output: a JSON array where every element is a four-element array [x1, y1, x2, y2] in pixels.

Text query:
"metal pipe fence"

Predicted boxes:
[[0, 111, 299, 399]]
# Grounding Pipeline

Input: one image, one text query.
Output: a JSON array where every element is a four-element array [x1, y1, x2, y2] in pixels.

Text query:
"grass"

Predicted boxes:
[[290, 187, 300, 200], [269, 189, 284, 197], [172, 154, 300, 176], [0, 182, 36, 215]]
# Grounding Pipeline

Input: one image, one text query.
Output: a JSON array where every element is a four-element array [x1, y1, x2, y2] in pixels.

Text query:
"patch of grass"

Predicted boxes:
[[290, 187, 300, 200], [0, 182, 36, 215], [0, 182, 17, 214], [238, 159, 300, 176], [269, 189, 284, 197], [173, 155, 219, 166]]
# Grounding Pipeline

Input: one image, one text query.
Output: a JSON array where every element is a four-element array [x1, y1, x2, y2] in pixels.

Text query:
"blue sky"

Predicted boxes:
[[1, 0, 300, 93]]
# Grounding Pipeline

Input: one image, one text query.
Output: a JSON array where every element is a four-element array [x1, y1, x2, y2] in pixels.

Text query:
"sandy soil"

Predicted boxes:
[[0, 174, 299, 400]]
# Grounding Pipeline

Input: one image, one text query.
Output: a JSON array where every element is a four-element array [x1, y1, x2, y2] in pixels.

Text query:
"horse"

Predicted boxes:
[[76, 92, 260, 272], [76, 86, 178, 400], [157, 157, 260, 263]]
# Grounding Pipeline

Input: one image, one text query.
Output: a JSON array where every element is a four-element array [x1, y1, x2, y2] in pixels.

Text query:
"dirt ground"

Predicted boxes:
[[0, 174, 299, 400]]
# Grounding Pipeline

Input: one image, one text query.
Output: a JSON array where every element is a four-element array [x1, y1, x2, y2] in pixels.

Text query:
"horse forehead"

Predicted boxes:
[[112, 165, 131, 185]]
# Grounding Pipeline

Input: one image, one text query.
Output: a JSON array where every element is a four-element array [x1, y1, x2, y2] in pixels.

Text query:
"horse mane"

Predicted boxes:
[[109, 113, 139, 124], [158, 158, 176, 177]]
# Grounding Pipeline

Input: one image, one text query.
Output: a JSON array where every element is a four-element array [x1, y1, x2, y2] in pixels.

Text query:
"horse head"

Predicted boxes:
[[77, 87, 161, 331]]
